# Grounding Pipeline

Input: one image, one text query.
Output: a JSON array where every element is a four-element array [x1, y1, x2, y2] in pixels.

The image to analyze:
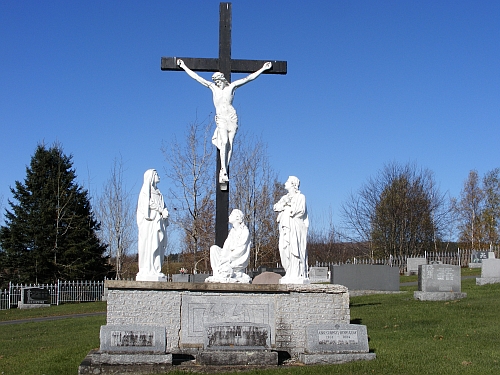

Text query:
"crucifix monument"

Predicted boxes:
[[161, 2, 287, 247]]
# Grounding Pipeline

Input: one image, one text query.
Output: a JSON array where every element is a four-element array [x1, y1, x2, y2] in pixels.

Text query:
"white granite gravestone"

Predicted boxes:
[[476, 258, 500, 285], [406, 257, 427, 276], [414, 264, 467, 301], [298, 323, 376, 364], [309, 267, 329, 283]]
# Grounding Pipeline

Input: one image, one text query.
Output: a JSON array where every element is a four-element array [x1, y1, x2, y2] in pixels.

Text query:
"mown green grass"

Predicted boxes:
[[0, 301, 106, 322], [1, 276, 499, 375]]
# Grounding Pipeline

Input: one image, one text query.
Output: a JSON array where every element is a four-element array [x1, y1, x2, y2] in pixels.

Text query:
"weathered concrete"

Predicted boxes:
[[414, 291, 467, 301], [197, 350, 278, 366], [104, 281, 350, 355]]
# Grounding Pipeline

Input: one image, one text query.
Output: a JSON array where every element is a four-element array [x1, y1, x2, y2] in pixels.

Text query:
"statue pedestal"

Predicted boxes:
[[135, 273, 167, 282], [79, 281, 375, 373]]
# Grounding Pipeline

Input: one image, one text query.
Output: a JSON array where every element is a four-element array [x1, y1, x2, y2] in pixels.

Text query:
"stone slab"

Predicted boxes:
[[476, 277, 500, 286], [20, 287, 50, 305], [305, 324, 370, 353], [252, 272, 282, 284], [414, 291, 467, 301], [180, 294, 275, 348], [17, 303, 51, 310], [78, 350, 172, 375], [204, 323, 271, 350], [172, 274, 191, 282], [197, 350, 278, 366], [100, 325, 166, 353], [309, 267, 329, 283], [418, 264, 461, 292], [480, 259, 500, 278], [330, 264, 400, 291], [406, 257, 427, 276], [298, 352, 376, 365]]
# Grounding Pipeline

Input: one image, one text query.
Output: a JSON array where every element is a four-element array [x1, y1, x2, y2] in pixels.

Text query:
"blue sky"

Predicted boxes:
[[1, 0, 499, 242]]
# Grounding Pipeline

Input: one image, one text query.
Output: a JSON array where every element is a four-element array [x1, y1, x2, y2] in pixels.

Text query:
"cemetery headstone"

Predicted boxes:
[[470, 251, 488, 268], [330, 264, 399, 291], [172, 274, 191, 282], [298, 323, 376, 364], [414, 264, 466, 301], [252, 271, 282, 284], [80, 326, 172, 373], [18, 287, 50, 309], [476, 258, 500, 285], [309, 267, 329, 283], [406, 257, 427, 275]]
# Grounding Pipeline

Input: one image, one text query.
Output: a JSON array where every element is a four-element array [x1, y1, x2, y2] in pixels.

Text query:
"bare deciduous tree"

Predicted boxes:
[[341, 162, 450, 258], [162, 118, 215, 272], [230, 133, 280, 268], [95, 157, 136, 279]]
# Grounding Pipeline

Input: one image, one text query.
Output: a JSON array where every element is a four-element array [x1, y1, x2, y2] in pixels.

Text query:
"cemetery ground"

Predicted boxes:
[[1, 269, 499, 374]]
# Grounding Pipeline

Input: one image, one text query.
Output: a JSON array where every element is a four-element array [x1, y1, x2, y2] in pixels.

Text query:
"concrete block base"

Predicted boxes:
[[414, 291, 467, 301], [197, 350, 278, 366], [17, 303, 50, 309], [298, 352, 376, 364], [78, 350, 172, 374], [476, 277, 500, 286]]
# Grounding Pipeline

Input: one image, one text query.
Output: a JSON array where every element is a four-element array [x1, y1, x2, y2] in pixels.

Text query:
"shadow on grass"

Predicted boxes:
[[350, 302, 382, 307]]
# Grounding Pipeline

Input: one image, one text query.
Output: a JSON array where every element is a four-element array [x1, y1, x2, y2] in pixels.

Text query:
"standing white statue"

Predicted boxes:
[[274, 176, 310, 284], [136, 169, 169, 281], [177, 59, 272, 184], [205, 209, 251, 283]]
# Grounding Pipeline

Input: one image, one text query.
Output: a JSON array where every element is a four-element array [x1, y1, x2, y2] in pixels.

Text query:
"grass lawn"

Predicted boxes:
[[0, 270, 498, 375]]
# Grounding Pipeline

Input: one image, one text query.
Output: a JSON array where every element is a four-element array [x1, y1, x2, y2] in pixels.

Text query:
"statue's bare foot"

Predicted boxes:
[[219, 170, 229, 183]]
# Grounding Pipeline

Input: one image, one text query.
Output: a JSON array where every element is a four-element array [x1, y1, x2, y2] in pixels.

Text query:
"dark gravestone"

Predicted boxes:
[[330, 264, 399, 291], [204, 323, 270, 350], [198, 323, 277, 366], [18, 287, 50, 309]]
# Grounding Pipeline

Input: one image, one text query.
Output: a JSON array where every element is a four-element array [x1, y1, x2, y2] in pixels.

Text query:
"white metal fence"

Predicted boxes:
[[0, 280, 105, 310], [315, 248, 500, 274]]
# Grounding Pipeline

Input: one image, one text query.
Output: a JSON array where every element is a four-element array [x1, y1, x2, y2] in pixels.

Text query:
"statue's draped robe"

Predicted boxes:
[[210, 224, 250, 277], [136, 170, 168, 277], [275, 191, 309, 281]]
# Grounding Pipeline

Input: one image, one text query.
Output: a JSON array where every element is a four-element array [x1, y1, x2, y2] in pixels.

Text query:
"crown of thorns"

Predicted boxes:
[[212, 72, 227, 82]]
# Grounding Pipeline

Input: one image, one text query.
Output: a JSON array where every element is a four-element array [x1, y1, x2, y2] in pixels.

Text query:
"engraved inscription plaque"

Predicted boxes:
[[180, 295, 275, 347]]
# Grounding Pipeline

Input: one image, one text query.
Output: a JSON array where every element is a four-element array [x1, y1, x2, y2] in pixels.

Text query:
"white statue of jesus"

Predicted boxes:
[[177, 59, 272, 184]]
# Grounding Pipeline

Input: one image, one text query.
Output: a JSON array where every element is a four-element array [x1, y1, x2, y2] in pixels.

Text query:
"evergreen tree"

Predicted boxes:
[[0, 143, 110, 284]]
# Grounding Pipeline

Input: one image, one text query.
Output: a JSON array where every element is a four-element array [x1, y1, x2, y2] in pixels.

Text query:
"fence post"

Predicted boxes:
[[8, 281, 12, 309]]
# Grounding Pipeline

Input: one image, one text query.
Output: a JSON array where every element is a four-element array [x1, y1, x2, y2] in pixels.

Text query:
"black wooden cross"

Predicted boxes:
[[161, 2, 287, 247]]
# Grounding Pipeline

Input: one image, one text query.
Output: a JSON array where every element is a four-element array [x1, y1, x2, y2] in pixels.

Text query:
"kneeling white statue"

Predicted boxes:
[[136, 169, 169, 282], [205, 209, 251, 283]]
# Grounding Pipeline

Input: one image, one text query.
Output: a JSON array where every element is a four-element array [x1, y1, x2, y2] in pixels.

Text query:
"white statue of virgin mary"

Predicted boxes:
[[136, 169, 169, 281]]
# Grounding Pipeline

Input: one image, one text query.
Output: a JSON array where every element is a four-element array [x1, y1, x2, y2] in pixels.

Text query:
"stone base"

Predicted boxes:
[[298, 352, 376, 365], [197, 350, 278, 366], [205, 272, 251, 284], [414, 291, 467, 301], [476, 277, 500, 286], [469, 263, 482, 268], [279, 277, 310, 285], [78, 350, 172, 374], [17, 303, 50, 309], [136, 273, 167, 282]]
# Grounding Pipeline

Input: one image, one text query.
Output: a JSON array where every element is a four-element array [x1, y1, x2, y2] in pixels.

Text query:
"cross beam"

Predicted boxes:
[[161, 2, 287, 247]]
